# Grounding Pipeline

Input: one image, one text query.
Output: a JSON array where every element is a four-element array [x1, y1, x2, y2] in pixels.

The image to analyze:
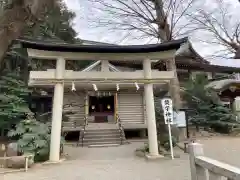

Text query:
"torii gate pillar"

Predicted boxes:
[[49, 57, 65, 162], [143, 59, 160, 158]]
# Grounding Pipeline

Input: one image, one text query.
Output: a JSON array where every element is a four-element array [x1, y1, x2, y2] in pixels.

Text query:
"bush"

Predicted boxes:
[[158, 134, 177, 151], [183, 75, 240, 133], [8, 113, 64, 162], [0, 72, 31, 130], [138, 135, 177, 155], [210, 122, 237, 134]]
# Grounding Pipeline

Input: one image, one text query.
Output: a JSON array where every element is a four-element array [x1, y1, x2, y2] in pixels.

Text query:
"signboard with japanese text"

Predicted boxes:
[[161, 98, 174, 159], [161, 98, 173, 125]]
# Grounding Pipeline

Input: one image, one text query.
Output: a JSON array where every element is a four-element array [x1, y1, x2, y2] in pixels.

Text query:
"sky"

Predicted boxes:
[[64, 0, 240, 67]]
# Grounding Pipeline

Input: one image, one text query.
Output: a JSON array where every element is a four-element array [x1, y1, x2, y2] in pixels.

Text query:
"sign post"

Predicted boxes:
[[161, 98, 174, 160]]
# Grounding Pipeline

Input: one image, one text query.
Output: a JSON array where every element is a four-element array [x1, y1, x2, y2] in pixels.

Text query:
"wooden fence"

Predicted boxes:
[[189, 143, 240, 180]]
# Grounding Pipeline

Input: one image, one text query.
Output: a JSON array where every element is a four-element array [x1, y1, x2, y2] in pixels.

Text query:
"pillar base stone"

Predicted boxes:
[[145, 153, 164, 161], [44, 158, 66, 165]]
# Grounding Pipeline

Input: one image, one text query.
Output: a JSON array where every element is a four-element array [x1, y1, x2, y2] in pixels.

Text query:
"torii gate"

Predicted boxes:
[[19, 38, 188, 162]]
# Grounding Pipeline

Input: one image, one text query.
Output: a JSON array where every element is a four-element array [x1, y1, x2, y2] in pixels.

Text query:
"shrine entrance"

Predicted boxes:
[[89, 95, 115, 123], [19, 37, 187, 162]]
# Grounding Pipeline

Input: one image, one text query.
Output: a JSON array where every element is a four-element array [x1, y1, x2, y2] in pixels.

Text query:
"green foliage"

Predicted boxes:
[[2, 0, 87, 74], [183, 74, 239, 133], [0, 72, 31, 128], [22, 0, 88, 72], [8, 114, 49, 154], [159, 134, 177, 151], [24, 0, 77, 43], [137, 136, 177, 154], [183, 74, 220, 108], [8, 113, 64, 162]]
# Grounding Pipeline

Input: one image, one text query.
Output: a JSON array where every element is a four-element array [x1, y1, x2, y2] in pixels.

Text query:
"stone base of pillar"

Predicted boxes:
[[43, 158, 66, 165], [145, 154, 164, 161]]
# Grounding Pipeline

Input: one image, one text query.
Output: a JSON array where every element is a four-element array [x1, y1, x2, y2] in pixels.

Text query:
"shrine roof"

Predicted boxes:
[[206, 79, 240, 91], [175, 61, 240, 73], [17, 38, 188, 53]]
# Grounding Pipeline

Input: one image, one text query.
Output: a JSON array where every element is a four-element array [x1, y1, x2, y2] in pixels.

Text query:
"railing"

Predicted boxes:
[[78, 116, 88, 147], [189, 143, 240, 180], [116, 114, 125, 145]]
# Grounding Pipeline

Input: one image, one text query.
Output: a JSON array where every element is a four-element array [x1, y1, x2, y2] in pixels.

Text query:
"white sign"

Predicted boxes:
[[161, 98, 174, 125], [173, 111, 186, 127], [161, 98, 174, 160]]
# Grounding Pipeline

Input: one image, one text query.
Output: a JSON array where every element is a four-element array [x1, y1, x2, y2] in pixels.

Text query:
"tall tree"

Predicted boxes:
[[23, 0, 80, 72], [188, 0, 240, 59], [1, 0, 81, 77], [90, 0, 198, 109], [0, 0, 56, 69], [24, 0, 77, 43], [0, 71, 31, 128], [183, 74, 238, 133]]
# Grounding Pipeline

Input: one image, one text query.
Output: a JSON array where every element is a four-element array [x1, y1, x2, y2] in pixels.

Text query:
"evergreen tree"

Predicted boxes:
[[183, 74, 239, 133], [0, 71, 31, 128], [1, 0, 85, 74]]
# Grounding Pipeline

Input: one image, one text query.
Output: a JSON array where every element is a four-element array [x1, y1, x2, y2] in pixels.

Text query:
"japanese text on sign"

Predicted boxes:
[[161, 98, 173, 124]]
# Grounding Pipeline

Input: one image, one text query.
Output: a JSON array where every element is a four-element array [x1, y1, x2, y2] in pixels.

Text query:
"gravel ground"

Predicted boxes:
[[3, 137, 240, 180], [3, 142, 190, 180], [198, 137, 240, 167]]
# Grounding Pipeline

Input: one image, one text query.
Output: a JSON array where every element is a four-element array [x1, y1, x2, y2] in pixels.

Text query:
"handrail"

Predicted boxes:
[[189, 143, 240, 180], [116, 114, 125, 145], [79, 116, 88, 147]]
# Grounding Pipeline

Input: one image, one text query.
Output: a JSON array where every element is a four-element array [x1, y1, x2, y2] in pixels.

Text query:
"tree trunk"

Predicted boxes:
[[166, 58, 182, 110], [153, 0, 183, 144], [154, 0, 182, 110], [0, 0, 56, 69]]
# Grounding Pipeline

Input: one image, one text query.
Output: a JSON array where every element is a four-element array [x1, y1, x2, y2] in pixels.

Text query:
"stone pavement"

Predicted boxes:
[[3, 142, 190, 180], [4, 137, 240, 180], [198, 137, 240, 167]]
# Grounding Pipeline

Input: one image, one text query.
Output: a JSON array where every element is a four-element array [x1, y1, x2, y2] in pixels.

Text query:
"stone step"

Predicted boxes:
[[66, 116, 84, 119], [84, 130, 120, 136], [82, 140, 122, 146], [84, 133, 120, 138], [86, 123, 118, 128], [80, 123, 125, 147], [66, 113, 84, 116], [62, 127, 82, 132], [85, 128, 119, 132], [83, 137, 121, 142], [86, 128, 119, 131], [68, 118, 85, 121], [88, 144, 120, 148], [63, 122, 83, 125]]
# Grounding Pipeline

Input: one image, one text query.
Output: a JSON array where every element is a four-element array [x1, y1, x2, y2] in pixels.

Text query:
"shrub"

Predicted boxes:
[[0, 72, 31, 129], [8, 113, 64, 162], [183, 74, 240, 133], [158, 134, 177, 151], [138, 135, 177, 155]]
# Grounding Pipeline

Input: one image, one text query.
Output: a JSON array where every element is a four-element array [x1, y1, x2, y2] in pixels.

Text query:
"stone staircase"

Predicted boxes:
[[81, 123, 126, 147], [62, 112, 85, 132]]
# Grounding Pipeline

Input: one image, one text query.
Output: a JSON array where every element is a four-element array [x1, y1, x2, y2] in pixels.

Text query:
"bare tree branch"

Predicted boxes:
[[188, 0, 240, 58], [88, 0, 197, 109]]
